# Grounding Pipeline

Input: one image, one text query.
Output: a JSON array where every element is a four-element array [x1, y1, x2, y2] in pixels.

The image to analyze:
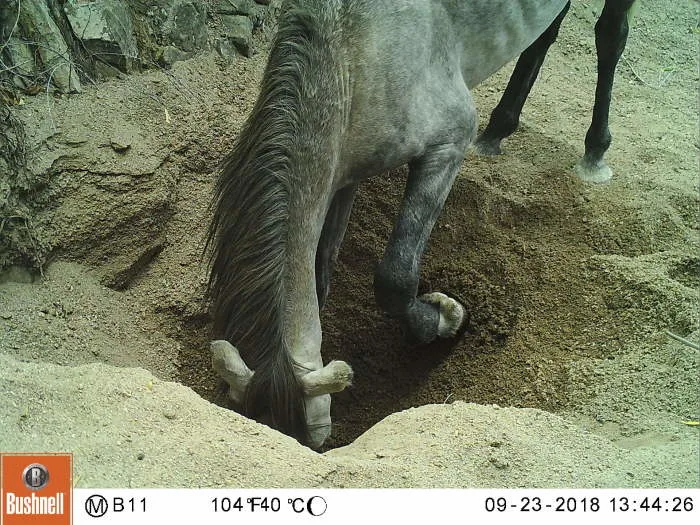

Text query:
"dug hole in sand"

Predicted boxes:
[[1, 1, 698, 487]]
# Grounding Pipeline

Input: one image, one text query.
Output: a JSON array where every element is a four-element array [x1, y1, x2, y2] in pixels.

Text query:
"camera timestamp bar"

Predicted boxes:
[[71, 488, 699, 524]]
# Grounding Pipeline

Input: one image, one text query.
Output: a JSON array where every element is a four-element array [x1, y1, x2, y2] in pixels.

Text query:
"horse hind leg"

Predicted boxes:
[[575, 0, 635, 184], [374, 104, 476, 344], [474, 2, 570, 156], [315, 183, 358, 309]]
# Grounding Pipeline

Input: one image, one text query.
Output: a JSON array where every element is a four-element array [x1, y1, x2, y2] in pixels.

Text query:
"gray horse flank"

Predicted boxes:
[[208, 0, 594, 448]]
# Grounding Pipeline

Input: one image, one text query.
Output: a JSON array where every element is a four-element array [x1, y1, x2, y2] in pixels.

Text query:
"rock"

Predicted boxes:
[[4, 38, 37, 78], [110, 129, 136, 153], [215, 38, 239, 62], [158, 45, 194, 67], [16, 0, 81, 93], [221, 15, 253, 57], [147, 0, 209, 53], [64, 0, 139, 74], [214, 0, 257, 16]]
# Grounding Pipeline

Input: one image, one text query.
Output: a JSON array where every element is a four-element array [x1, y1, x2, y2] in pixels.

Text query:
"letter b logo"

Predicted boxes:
[[23, 463, 49, 491]]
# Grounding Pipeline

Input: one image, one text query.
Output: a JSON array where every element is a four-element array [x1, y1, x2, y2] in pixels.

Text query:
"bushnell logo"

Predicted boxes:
[[22, 463, 50, 491], [1, 453, 72, 525]]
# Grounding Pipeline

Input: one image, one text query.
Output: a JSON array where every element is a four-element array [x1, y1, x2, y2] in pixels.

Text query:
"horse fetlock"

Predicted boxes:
[[374, 267, 419, 318], [419, 292, 465, 338], [301, 360, 353, 396]]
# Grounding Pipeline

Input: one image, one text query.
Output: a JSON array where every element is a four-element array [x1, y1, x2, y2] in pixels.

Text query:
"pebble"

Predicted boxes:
[[110, 137, 131, 153], [489, 456, 509, 469]]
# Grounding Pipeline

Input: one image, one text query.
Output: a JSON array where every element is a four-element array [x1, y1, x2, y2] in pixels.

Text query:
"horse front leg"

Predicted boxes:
[[315, 183, 358, 309], [575, 0, 636, 183], [374, 141, 470, 344], [474, 2, 570, 156]]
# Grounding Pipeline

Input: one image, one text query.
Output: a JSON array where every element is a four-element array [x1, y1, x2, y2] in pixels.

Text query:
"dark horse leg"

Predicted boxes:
[[315, 184, 358, 309], [475, 0, 635, 184], [374, 99, 475, 343], [473, 1, 571, 156], [575, 0, 636, 183]]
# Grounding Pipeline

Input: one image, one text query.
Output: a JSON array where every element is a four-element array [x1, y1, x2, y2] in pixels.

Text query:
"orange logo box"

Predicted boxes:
[[1, 453, 72, 525]]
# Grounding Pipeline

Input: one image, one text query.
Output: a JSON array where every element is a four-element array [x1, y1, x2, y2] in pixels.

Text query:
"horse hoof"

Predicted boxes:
[[419, 292, 465, 338], [301, 360, 353, 396], [472, 136, 503, 156], [575, 160, 613, 184]]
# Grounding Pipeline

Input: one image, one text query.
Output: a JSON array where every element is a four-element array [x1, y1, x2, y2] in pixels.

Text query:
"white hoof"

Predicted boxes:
[[211, 340, 253, 405], [301, 360, 353, 396], [575, 160, 613, 184], [419, 292, 465, 338]]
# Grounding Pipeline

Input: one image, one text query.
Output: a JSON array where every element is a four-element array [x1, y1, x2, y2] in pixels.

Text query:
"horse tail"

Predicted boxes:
[[206, 5, 339, 446]]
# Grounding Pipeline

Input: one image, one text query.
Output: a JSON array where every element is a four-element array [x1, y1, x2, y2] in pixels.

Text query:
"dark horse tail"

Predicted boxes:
[[207, 6, 335, 446]]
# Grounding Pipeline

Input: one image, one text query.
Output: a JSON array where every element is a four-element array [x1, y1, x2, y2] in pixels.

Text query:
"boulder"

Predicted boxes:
[[221, 14, 253, 57], [64, 0, 139, 74], [17, 0, 81, 92], [146, 0, 209, 53], [4, 38, 37, 88], [214, 0, 257, 16]]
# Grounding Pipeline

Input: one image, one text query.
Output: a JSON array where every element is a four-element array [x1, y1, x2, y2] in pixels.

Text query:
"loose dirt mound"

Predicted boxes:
[[0, 349, 695, 487], [1, 1, 698, 487]]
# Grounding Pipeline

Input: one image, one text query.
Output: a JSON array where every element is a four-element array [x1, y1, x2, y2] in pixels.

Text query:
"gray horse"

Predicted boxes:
[[207, 0, 631, 449]]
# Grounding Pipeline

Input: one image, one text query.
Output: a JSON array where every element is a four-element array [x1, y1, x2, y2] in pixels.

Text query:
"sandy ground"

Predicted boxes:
[[1, 1, 698, 487]]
